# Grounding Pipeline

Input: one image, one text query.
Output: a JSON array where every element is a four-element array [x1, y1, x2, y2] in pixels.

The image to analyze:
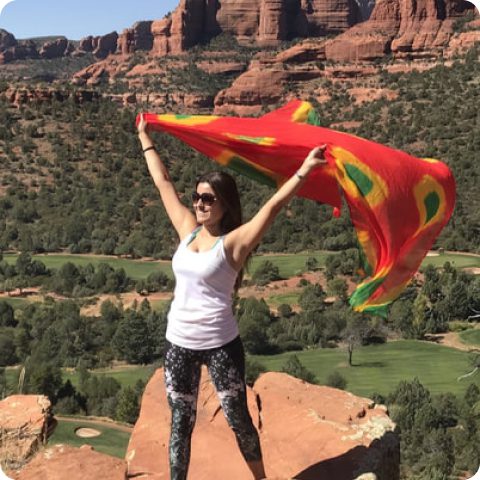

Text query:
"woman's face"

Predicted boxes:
[[193, 182, 225, 227]]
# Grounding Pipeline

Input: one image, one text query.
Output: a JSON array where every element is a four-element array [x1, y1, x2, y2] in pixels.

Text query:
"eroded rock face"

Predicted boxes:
[[214, 59, 289, 115], [325, 0, 477, 61], [126, 368, 399, 480], [39, 38, 73, 59], [0, 29, 16, 50], [1, 88, 100, 107], [255, 373, 399, 479], [8, 445, 126, 480], [117, 21, 153, 55], [149, 0, 361, 56], [93, 32, 120, 59], [0, 395, 52, 471]]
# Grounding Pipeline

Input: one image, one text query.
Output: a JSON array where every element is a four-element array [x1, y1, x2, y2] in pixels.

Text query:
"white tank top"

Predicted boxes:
[[166, 228, 240, 349]]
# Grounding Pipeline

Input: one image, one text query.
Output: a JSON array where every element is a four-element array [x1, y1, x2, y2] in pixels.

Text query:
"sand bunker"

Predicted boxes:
[[75, 427, 102, 438]]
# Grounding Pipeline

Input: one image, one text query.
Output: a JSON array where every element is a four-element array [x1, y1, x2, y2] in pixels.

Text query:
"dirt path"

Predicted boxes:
[[426, 328, 480, 352], [55, 415, 133, 433]]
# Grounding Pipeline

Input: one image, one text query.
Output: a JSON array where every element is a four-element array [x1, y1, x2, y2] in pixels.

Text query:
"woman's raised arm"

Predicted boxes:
[[224, 146, 328, 271], [138, 114, 197, 240]]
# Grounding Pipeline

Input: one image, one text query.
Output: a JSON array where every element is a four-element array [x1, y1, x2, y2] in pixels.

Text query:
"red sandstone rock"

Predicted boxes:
[[151, 0, 362, 56], [0, 87, 100, 107], [0, 35, 38, 65], [0, 29, 16, 50], [214, 60, 289, 115], [9, 445, 126, 480], [127, 369, 399, 480], [347, 87, 399, 104], [256, 373, 399, 479], [0, 395, 52, 470], [446, 30, 480, 56], [117, 21, 153, 55], [39, 38, 72, 59], [92, 31, 119, 59], [325, 0, 477, 61], [196, 60, 246, 75], [126, 367, 261, 480], [276, 41, 326, 63]]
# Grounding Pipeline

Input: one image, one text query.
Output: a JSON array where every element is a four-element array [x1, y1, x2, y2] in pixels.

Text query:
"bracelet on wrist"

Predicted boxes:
[[295, 170, 306, 180], [143, 146, 156, 154]]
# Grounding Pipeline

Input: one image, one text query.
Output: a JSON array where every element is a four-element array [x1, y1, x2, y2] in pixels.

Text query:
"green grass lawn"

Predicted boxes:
[[3, 253, 173, 280], [249, 252, 331, 278], [48, 419, 130, 458], [3, 251, 477, 286], [421, 252, 480, 270], [267, 292, 300, 307], [149, 299, 171, 312], [0, 297, 30, 308], [62, 365, 158, 390], [459, 329, 480, 347], [251, 340, 480, 398]]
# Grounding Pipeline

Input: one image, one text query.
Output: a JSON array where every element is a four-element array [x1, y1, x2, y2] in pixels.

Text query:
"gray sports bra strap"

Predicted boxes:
[[186, 227, 202, 246]]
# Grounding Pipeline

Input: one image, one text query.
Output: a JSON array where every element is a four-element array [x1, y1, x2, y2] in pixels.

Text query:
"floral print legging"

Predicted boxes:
[[164, 336, 262, 480]]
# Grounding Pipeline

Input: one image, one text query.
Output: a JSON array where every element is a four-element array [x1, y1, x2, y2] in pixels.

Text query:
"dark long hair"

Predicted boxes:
[[195, 171, 245, 290]]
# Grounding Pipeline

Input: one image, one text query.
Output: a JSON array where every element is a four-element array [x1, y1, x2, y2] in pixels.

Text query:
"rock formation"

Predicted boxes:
[[0, 88, 100, 107], [126, 368, 399, 480], [150, 0, 362, 54], [77, 32, 119, 59], [117, 21, 153, 55], [8, 445, 126, 480], [0, 373, 400, 479], [41, 38, 75, 59], [324, 0, 477, 61], [0, 395, 52, 471]]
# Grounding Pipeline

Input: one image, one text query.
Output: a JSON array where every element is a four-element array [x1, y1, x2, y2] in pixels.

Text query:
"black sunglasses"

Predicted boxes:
[[191, 192, 217, 206]]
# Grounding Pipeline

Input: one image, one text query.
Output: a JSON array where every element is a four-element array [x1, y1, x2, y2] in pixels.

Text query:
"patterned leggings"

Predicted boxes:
[[164, 336, 262, 480]]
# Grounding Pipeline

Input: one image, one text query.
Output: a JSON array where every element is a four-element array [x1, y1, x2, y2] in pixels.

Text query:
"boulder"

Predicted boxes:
[[0, 395, 52, 471]]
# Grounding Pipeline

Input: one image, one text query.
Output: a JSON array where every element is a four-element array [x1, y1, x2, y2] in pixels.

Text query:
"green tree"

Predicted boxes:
[[245, 357, 267, 387], [115, 386, 140, 424], [281, 354, 316, 384], [112, 309, 155, 364], [238, 297, 271, 354], [326, 371, 347, 390], [252, 260, 281, 286], [341, 311, 369, 366], [0, 301, 16, 327]]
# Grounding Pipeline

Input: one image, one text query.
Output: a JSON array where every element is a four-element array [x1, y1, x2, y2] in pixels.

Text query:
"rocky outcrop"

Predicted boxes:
[[126, 368, 399, 480], [150, 0, 361, 56], [1, 88, 100, 107], [77, 32, 119, 59], [117, 21, 153, 55], [325, 0, 477, 61], [39, 38, 74, 59], [9, 445, 126, 480], [214, 58, 290, 115], [0, 29, 16, 50], [0, 395, 52, 471]]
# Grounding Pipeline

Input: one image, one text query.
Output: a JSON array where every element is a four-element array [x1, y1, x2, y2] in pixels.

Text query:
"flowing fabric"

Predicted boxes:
[[137, 100, 455, 317]]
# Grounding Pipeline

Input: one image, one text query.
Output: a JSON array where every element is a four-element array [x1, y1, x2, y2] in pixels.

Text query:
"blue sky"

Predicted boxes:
[[0, 0, 180, 40]]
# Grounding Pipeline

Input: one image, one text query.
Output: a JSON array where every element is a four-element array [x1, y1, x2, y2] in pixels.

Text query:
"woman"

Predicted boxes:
[[137, 114, 327, 480]]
